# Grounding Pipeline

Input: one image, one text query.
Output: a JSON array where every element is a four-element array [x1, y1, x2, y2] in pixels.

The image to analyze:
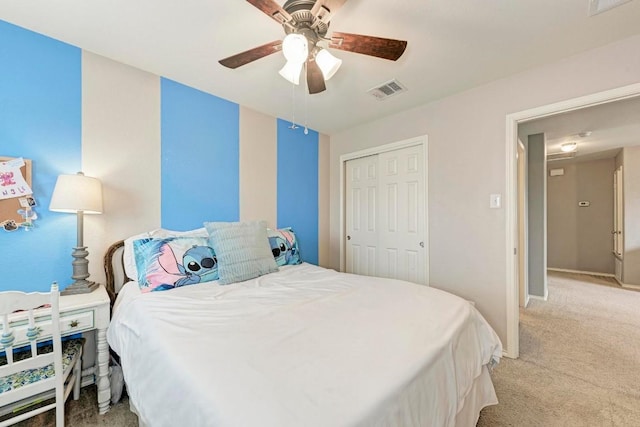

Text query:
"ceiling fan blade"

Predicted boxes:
[[306, 58, 326, 94], [310, 0, 348, 23], [329, 32, 407, 61], [219, 40, 283, 69], [246, 0, 292, 24]]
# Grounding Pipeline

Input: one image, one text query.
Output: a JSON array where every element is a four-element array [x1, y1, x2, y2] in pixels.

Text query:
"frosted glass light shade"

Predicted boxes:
[[282, 33, 308, 64], [315, 49, 342, 80], [560, 142, 578, 152], [49, 172, 103, 214], [279, 60, 303, 85]]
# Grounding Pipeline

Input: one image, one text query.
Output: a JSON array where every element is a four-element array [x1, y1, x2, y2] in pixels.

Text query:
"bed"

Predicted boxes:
[[105, 226, 502, 427]]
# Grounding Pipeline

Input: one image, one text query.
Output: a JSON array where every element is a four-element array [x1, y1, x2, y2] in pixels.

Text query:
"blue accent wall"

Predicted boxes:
[[0, 20, 81, 292], [160, 78, 240, 230], [1, 20, 323, 292], [277, 119, 319, 265]]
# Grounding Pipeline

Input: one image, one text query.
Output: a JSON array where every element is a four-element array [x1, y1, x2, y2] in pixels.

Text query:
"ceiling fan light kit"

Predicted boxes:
[[282, 33, 309, 64], [279, 60, 303, 85], [219, 0, 408, 94], [315, 48, 342, 80]]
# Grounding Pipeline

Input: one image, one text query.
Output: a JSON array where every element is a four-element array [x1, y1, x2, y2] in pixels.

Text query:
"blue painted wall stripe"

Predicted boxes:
[[277, 119, 319, 265], [0, 20, 81, 292], [2, 20, 323, 291], [160, 78, 240, 230]]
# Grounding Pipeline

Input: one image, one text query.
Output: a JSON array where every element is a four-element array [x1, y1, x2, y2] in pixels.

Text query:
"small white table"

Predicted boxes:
[[2, 285, 111, 414]]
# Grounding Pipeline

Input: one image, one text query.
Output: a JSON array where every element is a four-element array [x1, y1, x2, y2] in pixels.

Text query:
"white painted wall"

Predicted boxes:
[[318, 133, 330, 268], [239, 106, 277, 228], [82, 52, 161, 286], [329, 34, 640, 346]]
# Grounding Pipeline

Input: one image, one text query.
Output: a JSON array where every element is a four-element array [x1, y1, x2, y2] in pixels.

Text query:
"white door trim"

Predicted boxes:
[[339, 135, 429, 284], [505, 82, 640, 359], [517, 140, 529, 309]]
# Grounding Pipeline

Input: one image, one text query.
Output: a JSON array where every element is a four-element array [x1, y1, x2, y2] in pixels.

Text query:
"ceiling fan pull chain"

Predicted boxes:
[[289, 75, 298, 130], [304, 77, 309, 135]]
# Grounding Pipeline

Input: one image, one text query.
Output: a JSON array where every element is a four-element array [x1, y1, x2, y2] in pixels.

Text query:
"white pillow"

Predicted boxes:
[[122, 227, 209, 280]]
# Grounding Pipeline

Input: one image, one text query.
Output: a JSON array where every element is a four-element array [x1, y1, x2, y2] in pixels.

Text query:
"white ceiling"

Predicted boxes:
[[1, 0, 640, 134], [519, 95, 640, 163]]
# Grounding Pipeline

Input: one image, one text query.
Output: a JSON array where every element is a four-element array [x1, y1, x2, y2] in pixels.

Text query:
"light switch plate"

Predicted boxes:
[[490, 194, 501, 209]]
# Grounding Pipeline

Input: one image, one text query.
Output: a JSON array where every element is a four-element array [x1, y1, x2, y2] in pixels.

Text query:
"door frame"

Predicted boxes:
[[339, 135, 429, 284], [505, 82, 640, 359], [517, 139, 529, 309]]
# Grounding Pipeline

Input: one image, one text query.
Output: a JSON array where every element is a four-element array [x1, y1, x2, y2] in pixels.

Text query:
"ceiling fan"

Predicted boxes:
[[219, 0, 408, 94]]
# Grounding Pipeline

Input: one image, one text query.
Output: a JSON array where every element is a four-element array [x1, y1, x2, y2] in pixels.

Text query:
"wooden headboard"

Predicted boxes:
[[103, 240, 126, 305]]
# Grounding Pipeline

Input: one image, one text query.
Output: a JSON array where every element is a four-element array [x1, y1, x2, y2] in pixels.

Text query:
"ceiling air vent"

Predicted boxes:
[[367, 79, 407, 101], [547, 152, 577, 162], [589, 0, 632, 16]]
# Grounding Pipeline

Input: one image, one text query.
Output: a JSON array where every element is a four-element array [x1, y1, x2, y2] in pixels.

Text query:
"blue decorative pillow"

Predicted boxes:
[[267, 227, 302, 266], [133, 236, 218, 292], [123, 228, 208, 281], [204, 221, 278, 285]]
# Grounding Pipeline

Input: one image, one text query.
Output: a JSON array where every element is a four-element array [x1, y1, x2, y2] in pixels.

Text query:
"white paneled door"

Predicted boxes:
[[345, 154, 379, 276], [345, 144, 426, 284]]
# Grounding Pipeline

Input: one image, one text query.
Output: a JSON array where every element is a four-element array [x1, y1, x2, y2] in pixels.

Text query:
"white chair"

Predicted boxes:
[[0, 283, 84, 426]]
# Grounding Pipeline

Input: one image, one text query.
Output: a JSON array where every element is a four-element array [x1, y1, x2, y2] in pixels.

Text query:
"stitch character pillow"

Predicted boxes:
[[133, 236, 219, 292], [267, 228, 302, 266]]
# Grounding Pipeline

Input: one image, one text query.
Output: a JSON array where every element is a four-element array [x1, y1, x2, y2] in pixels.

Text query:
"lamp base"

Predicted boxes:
[[61, 280, 99, 295]]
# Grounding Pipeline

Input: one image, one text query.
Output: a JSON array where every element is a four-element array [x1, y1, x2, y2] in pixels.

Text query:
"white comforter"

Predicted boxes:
[[107, 263, 502, 427]]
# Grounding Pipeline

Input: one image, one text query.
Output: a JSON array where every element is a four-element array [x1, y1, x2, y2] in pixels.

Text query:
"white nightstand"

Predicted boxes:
[[2, 285, 111, 414]]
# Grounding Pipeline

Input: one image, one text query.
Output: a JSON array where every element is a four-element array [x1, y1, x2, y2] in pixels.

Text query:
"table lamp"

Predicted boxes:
[[49, 172, 103, 295]]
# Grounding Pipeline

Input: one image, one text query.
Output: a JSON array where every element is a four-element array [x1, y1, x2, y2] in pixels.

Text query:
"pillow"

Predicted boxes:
[[204, 220, 278, 285], [123, 227, 208, 280], [133, 235, 218, 292], [267, 227, 302, 266]]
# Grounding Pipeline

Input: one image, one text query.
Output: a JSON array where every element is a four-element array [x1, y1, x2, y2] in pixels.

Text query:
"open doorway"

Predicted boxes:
[[505, 82, 640, 359], [520, 96, 640, 295]]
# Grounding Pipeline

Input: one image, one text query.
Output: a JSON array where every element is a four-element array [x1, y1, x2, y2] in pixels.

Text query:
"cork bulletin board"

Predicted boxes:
[[0, 156, 33, 225]]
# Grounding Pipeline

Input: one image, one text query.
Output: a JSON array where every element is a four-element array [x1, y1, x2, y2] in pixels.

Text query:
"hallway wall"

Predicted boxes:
[[547, 158, 615, 274]]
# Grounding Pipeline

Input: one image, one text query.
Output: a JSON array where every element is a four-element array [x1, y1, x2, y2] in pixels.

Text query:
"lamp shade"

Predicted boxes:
[[279, 60, 303, 85], [560, 142, 578, 153], [49, 172, 103, 214], [282, 33, 308, 64], [315, 49, 342, 80]]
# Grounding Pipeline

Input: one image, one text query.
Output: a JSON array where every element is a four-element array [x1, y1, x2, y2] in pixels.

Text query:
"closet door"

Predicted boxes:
[[345, 155, 379, 276], [378, 145, 426, 284], [345, 144, 427, 285]]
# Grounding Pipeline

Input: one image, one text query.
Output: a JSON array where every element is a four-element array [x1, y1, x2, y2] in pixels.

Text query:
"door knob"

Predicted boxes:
[[419, 241, 424, 248], [347, 235, 351, 240]]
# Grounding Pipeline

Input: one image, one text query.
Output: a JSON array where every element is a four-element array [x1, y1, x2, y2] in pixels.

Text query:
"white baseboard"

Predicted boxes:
[[547, 267, 614, 277], [502, 348, 517, 359], [528, 293, 547, 302], [549, 267, 640, 290], [615, 277, 640, 290]]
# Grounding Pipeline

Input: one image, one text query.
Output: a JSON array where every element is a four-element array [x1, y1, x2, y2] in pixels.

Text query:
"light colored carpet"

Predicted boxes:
[[0, 385, 138, 426], [478, 271, 640, 426], [6, 270, 639, 426]]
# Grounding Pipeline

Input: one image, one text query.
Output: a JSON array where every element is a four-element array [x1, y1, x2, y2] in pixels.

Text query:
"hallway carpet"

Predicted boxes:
[[478, 271, 640, 426]]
